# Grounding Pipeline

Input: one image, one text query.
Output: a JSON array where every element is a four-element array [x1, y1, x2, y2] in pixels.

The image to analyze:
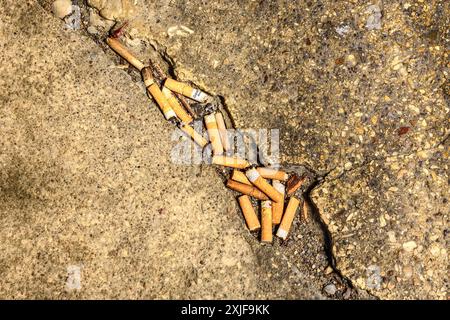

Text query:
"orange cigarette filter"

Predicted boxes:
[[106, 37, 145, 71], [245, 168, 283, 203], [164, 78, 211, 103], [162, 87, 193, 124], [257, 167, 289, 181], [261, 200, 273, 243], [214, 112, 231, 151], [276, 196, 300, 240], [142, 67, 176, 120], [204, 114, 224, 155], [238, 195, 261, 231], [212, 155, 250, 169], [272, 180, 285, 225], [226, 180, 269, 201], [231, 170, 252, 185], [179, 124, 208, 148]]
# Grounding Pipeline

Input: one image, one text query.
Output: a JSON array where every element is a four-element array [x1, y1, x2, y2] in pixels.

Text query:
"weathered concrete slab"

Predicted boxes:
[[98, 0, 448, 174], [312, 144, 448, 299], [1, 0, 447, 299], [0, 1, 328, 299], [79, 0, 449, 299]]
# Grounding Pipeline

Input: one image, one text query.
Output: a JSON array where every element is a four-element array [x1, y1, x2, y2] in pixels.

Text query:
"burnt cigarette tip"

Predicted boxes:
[[141, 66, 152, 78]]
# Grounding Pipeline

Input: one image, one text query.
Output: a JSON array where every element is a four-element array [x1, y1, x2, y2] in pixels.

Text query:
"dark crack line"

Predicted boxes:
[[307, 127, 449, 299], [304, 174, 379, 299]]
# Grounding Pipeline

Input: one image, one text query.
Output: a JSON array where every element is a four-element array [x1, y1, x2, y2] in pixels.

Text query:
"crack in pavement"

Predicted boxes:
[[308, 127, 448, 298], [38, 0, 412, 298]]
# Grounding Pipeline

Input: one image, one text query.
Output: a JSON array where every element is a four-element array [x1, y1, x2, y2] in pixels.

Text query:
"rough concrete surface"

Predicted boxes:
[[0, 1, 330, 299], [0, 0, 448, 299]]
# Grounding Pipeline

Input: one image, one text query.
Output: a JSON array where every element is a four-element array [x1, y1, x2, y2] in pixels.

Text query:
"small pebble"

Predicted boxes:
[[335, 25, 350, 36], [52, 0, 73, 19], [87, 26, 98, 35], [64, 5, 81, 30], [324, 266, 334, 275], [366, 4, 382, 30], [345, 54, 357, 67], [379, 215, 387, 227], [402, 241, 417, 252], [403, 265, 413, 279], [323, 284, 337, 295], [343, 288, 352, 299]]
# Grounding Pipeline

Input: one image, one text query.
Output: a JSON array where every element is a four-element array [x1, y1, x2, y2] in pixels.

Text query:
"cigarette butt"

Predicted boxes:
[[276, 196, 300, 240], [142, 67, 176, 120], [256, 167, 289, 181], [179, 124, 208, 148], [231, 170, 252, 185], [215, 112, 231, 151], [162, 87, 193, 124], [261, 200, 273, 243], [302, 200, 310, 222], [226, 180, 269, 201], [212, 155, 250, 169], [238, 195, 261, 231], [204, 114, 224, 155], [164, 78, 210, 103], [246, 168, 283, 203], [286, 174, 306, 196], [272, 180, 285, 225], [106, 37, 145, 71]]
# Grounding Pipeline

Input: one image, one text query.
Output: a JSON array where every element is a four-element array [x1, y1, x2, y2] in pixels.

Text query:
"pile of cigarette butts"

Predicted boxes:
[[106, 33, 310, 244]]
